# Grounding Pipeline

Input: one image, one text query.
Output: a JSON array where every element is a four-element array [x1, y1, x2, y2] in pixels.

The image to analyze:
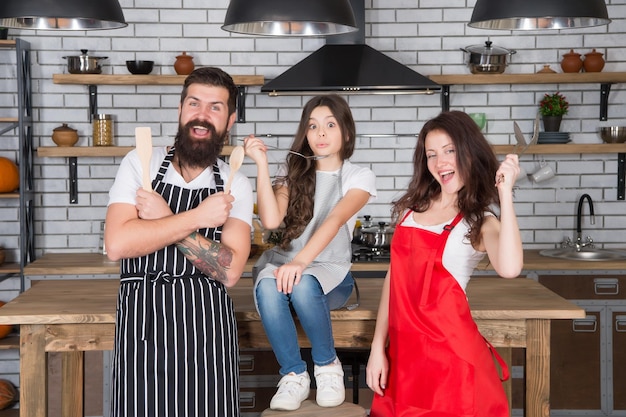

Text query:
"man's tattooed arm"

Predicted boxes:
[[176, 232, 234, 284]]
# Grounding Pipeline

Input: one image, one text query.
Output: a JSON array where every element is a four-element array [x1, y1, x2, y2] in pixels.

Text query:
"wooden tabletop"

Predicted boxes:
[[0, 277, 585, 325], [22, 249, 626, 277]]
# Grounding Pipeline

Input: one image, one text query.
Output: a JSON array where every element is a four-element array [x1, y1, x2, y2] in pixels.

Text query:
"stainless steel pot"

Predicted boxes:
[[63, 49, 108, 74], [361, 222, 395, 249], [460, 41, 516, 74]]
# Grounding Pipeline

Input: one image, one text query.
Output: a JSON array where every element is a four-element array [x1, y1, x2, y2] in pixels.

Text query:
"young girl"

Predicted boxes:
[[366, 111, 523, 417], [243, 95, 376, 411]]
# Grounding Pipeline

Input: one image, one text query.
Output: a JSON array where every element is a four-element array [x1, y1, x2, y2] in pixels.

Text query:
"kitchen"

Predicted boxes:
[[0, 0, 625, 416]]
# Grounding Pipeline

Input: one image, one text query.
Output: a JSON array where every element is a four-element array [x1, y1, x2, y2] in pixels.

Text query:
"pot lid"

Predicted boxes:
[[63, 49, 108, 59], [464, 41, 515, 56], [363, 222, 395, 233], [53, 123, 77, 132]]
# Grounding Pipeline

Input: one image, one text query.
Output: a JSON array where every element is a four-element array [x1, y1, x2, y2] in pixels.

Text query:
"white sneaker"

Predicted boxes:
[[314, 359, 345, 407], [269, 371, 310, 411]]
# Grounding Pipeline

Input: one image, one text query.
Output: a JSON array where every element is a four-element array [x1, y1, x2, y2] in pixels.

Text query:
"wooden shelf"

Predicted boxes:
[[37, 145, 235, 158], [0, 336, 19, 350], [53, 73, 264, 86], [0, 263, 20, 275], [0, 193, 19, 199], [0, 118, 18, 123], [492, 143, 626, 154], [429, 72, 626, 85], [0, 40, 16, 48]]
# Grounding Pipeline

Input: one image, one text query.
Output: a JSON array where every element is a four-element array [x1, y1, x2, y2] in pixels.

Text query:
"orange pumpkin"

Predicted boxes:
[[0, 157, 19, 193], [0, 302, 12, 339], [0, 379, 17, 410]]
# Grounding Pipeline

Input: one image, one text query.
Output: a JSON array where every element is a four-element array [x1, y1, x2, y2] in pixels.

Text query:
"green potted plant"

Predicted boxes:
[[539, 92, 569, 132]]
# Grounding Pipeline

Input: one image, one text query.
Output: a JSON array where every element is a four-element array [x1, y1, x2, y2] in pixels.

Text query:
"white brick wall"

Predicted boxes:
[[1, 0, 626, 269]]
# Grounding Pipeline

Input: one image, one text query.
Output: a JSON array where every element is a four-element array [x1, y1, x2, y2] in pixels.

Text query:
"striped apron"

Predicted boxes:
[[110, 148, 239, 417]]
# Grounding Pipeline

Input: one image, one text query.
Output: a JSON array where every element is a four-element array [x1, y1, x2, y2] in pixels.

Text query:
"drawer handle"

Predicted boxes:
[[616, 315, 626, 333], [593, 278, 619, 295], [239, 354, 255, 372], [239, 392, 256, 409], [573, 315, 597, 333]]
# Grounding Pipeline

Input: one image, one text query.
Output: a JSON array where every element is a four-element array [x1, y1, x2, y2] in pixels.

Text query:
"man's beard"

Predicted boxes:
[[174, 120, 227, 169]]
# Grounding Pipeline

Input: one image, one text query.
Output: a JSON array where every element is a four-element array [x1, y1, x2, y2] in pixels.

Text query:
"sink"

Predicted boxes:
[[539, 248, 626, 261]]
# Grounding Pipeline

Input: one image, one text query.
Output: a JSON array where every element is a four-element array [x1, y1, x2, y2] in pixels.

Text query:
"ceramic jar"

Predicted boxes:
[[583, 49, 605, 72], [51, 123, 79, 147], [560, 49, 583, 73], [174, 52, 195, 75]]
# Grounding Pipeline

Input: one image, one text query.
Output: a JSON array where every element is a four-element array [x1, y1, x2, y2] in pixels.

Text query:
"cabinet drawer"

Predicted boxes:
[[240, 349, 280, 375], [538, 275, 625, 299]]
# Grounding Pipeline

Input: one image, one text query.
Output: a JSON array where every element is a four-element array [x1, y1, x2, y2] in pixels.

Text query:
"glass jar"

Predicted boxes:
[[93, 114, 114, 146]]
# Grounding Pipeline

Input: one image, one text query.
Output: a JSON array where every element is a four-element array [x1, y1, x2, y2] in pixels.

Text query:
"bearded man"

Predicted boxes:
[[105, 67, 253, 417]]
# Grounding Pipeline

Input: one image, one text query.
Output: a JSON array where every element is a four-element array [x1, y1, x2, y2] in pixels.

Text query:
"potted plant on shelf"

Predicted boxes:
[[539, 92, 569, 132]]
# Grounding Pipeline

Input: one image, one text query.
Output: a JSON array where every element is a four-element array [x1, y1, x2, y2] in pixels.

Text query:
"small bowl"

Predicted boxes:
[[126, 60, 154, 75], [599, 126, 626, 144]]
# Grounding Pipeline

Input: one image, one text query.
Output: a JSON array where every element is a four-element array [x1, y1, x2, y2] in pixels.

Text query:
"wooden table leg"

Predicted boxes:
[[62, 351, 84, 417], [495, 347, 512, 413], [526, 319, 550, 417], [21, 324, 48, 417]]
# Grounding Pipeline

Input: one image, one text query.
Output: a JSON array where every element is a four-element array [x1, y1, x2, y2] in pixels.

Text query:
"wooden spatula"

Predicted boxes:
[[135, 127, 153, 191], [224, 145, 245, 194]]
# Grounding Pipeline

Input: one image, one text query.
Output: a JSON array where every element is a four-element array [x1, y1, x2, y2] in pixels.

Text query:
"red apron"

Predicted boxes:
[[370, 211, 509, 417]]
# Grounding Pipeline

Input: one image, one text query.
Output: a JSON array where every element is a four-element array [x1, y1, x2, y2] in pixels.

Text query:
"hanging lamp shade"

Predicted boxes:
[[0, 0, 127, 30], [222, 0, 357, 36], [469, 0, 610, 30]]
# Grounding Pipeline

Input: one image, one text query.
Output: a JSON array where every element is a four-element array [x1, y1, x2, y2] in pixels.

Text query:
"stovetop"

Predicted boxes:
[[351, 244, 391, 263]]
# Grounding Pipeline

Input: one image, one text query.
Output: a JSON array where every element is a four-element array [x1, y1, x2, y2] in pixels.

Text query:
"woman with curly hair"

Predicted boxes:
[[366, 111, 523, 417], [244, 94, 376, 411]]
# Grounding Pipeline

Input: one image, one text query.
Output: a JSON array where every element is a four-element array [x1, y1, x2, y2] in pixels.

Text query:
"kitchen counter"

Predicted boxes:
[[23, 249, 626, 277], [0, 277, 584, 417]]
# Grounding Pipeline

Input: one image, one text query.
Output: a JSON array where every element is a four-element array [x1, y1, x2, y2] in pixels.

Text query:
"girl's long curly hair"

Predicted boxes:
[[392, 111, 500, 248], [278, 95, 356, 249]]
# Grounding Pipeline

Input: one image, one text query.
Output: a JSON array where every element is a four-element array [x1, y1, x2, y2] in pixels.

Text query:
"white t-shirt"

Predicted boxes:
[[274, 160, 377, 234], [401, 211, 491, 291], [108, 147, 253, 227]]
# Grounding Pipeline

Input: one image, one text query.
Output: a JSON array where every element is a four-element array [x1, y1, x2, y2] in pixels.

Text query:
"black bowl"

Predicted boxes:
[[126, 60, 154, 75]]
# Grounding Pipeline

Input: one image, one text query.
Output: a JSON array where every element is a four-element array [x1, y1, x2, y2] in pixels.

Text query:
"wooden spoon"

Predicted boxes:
[[224, 145, 244, 194], [135, 127, 153, 191]]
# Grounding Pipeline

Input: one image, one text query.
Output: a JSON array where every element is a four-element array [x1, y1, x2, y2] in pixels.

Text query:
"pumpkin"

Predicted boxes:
[[0, 379, 17, 410], [0, 157, 19, 193], [0, 302, 12, 339]]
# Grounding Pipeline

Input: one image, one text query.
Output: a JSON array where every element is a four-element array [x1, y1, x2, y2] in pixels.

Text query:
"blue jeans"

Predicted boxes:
[[255, 272, 355, 375]]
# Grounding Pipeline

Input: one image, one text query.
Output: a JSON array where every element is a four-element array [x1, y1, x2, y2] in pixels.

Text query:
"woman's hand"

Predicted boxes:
[[243, 135, 269, 165], [273, 260, 307, 294], [366, 348, 389, 397], [495, 153, 520, 190]]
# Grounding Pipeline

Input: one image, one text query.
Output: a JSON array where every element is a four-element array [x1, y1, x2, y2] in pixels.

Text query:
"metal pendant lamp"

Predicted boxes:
[[222, 0, 357, 36], [0, 0, 127, 30], [469, 0, 611, 30]]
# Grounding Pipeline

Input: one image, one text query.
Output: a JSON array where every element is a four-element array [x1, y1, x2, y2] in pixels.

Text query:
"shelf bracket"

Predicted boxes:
[[69, 157, 78, 204], [0, 122, 18, 135], [236, 86, 246, 123], [618, 153, 625, 201], [88, 85, 98, 122], [599, 83, 611, 121], [441, 85, 450, 112]]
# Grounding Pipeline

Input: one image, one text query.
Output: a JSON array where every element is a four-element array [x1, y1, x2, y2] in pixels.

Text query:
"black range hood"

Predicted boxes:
[[261, 0, 440, 96]]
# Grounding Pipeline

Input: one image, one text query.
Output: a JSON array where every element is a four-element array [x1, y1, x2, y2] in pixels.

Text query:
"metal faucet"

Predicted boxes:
[[564, 194, 596, 251]]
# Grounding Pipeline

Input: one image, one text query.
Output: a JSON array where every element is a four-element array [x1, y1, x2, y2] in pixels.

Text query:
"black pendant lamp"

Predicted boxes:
[[469, 0, 611, 30], [0, 0, 127, 30], [222, 0, 357, 36]]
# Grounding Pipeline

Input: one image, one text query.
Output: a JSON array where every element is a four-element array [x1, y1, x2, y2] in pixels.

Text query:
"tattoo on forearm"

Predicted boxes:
[[176, 232, 233, 284]]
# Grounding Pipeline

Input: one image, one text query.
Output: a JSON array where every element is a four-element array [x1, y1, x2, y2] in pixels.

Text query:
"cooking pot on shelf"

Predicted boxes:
[[460, 41, 516, 74], [361, 222, 395, 249], [63, 49, 108, 74]]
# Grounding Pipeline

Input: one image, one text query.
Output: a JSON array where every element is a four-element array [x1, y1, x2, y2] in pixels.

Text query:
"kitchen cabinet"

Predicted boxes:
[[0, 38, 34, 292], [538, 274, 626, 415]]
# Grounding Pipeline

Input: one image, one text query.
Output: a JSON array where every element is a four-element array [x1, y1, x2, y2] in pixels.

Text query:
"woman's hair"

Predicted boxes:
[[278, 94, 356, 248], [392, 110, 500, 247]]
